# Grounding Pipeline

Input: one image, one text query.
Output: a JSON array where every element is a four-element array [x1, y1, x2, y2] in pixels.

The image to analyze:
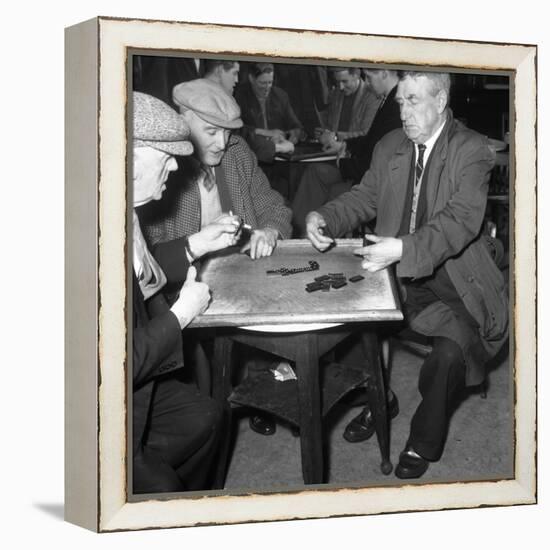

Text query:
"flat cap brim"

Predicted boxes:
[[133, 92, 194, 157], [134, 138, 193, 156]]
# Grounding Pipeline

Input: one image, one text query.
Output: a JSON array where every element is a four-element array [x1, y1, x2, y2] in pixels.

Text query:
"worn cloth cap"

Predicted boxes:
[[133, 92, 193, 156], [172, 78, 243, 129]]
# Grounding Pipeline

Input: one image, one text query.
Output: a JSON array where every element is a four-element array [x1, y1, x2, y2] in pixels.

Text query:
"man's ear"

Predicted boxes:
[[180, 109, 192, 124], [437, 89, 449, 114]]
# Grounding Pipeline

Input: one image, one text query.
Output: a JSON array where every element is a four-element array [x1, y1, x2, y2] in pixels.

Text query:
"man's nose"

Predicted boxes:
[[215, 132, 228, 149], [338, 82, 345, 91]]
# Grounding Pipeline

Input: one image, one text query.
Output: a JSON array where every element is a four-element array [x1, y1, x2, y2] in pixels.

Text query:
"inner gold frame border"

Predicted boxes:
[[64, 16, 536, 532]]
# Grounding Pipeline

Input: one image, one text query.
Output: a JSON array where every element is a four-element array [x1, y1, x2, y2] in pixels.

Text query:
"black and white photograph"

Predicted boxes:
[[129, 55, 513, 496], [58, 8, 539, 538]]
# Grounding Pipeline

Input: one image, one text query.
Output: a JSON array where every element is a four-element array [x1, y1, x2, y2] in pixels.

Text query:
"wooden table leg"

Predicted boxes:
[[361, 330, 393, 475], [295, 332, 324, 484], [212, 336, 234, 489]]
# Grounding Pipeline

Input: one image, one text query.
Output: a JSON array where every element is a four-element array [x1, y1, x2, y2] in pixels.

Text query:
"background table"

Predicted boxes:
[[191, 239, 403, 485], [273, 141, 337, 201]]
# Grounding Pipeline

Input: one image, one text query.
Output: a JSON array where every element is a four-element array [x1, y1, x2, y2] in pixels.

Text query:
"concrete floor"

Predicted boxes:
[[224, 344, 513, 493]]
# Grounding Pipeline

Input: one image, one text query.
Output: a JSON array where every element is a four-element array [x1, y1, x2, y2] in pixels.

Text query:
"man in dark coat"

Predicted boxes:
[[132, 92, 242, 493], [306, 71, 508, 479], [292, 69, 402, 236], [235, 62, 303, 164]]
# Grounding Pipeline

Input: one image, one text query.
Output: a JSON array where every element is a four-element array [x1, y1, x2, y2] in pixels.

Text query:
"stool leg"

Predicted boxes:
[[361, 331, 392, 475], [212, 404, 233, 490], [295, 333, 324, 484], [480, 378, 488, 399], [211, 336, 234, 488]]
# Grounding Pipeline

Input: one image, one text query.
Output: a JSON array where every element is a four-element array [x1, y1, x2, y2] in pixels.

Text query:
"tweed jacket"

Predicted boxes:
[[318, 113, 508, 386], [322, 79, 381, 139], [235, 83, 303, 163], [133, 273, 184, 453], [140, 134, 293, 284]]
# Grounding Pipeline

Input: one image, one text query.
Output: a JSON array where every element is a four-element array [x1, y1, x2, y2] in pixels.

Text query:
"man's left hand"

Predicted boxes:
[[241, 228, 279, 260], [318, 130, 337, 148], [353, 235, 403, 272], [322, 140, 345, 154]]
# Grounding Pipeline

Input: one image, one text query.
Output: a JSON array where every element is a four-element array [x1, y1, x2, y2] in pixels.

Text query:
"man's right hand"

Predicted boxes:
[[275, 140, 295, 154], [170, 266, 211, 329], [305, 211, 335, 251], [268, 129, 287, 143], [187, 213, 240, 259], [314, 127, 326, 139]]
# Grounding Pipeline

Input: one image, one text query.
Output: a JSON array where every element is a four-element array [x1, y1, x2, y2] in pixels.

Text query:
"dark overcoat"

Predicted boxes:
[[132, 274, 184, 454], [319, 113, 508, 385]]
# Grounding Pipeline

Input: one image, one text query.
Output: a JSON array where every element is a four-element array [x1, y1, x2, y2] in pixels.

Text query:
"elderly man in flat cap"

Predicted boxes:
[[132, 92, 243, 494]]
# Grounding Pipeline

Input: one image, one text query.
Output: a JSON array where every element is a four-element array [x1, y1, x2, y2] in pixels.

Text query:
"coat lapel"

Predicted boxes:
[[387, 138, 413, 235], [425, 116, 452, 215], [220, 137, 245, 218]]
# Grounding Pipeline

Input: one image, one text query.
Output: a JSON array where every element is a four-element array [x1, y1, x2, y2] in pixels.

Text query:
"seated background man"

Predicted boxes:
[[235, 62, 304, 164], [235, 62, 304, 199], [315, 67, 380, 147], [132, 92, 242, 493], [140, 78, 293, 438], [306, 71, 508, 479], [292, 69, 402, 236], [204, 59, 240, 96]]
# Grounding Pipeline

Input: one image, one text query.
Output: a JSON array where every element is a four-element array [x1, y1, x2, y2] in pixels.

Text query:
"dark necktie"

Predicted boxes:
[[202, 167, 216, 192], [409, 143, 427, 234], [415, 143, 427, 189]]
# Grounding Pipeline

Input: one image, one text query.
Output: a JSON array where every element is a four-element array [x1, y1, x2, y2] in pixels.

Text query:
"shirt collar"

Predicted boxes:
[[416, 118, 446, 161]]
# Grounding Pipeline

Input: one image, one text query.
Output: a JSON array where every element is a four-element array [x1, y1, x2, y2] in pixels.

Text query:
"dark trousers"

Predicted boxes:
[[133, 376, 223, 494], [408, 335, 466, 461]]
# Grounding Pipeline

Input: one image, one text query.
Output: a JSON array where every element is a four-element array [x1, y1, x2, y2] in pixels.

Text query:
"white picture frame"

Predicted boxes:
[[65, 16, 537, 532]]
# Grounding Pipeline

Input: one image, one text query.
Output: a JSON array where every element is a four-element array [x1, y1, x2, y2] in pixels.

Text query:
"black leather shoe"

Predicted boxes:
[[395, 445, 429, 479], [343, 393, 399, 443], [249, 413, 276, 436]]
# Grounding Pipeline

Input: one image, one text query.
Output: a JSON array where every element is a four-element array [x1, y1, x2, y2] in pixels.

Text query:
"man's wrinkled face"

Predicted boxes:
[[219, 62, 240, 95], [249, 71, 273, 99], [133, 146, 178, 207], [183, 110, 230, 167], [333, 70, 361, 96], [363, 70, 386, 98], [396, 75, 446, 144]]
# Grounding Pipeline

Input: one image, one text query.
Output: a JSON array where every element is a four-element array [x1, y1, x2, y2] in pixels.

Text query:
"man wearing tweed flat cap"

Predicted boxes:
[[132, 92, 237, 494]]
